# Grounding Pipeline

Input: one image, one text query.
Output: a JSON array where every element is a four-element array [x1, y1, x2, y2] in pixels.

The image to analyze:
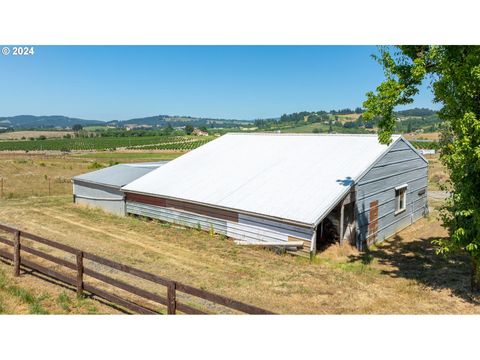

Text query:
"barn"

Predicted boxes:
[[121, 133, 429, 256], [72, 162, 167, 215]]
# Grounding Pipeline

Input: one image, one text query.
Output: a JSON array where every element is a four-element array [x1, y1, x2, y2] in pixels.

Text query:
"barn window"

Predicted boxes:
[[395, 184, 408, 214]]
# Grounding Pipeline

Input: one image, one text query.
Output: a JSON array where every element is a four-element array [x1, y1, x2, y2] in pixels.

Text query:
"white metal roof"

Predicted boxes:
[[73, 162, 168, 189], [122, 133, 402, 226]]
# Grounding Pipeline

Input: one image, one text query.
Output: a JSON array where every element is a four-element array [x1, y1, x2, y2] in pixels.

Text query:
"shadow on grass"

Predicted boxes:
[[348, 234, 479, 304]]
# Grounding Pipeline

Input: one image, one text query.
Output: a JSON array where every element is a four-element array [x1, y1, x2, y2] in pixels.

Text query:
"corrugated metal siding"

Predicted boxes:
[[125, 200, 313, 248], [355, 138, 428, 248], [73, 181, 125, 215]]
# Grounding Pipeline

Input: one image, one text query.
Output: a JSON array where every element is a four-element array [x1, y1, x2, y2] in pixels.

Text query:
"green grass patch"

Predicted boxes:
[[314, 256, 380, 275], [0, 269, 7, 289], [0, 269, 50, 314], [56, 291, 72, 312], [88, 161, 104, 169], [83, 126, 108, 131], [29, 298, 49, 315], [8, 285, 35, 304]]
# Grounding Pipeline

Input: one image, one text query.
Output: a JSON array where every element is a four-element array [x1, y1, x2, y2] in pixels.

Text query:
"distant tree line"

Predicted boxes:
[[330, 107, 363, 115], [394, 107, 437, 117]]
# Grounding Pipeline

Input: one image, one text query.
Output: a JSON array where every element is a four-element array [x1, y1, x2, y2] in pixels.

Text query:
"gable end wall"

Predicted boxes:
[[354, 138, 429, 249]]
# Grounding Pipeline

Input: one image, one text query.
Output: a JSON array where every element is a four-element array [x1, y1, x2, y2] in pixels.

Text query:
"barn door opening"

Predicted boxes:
[[316, 195, 357, 250], [316, 217, 339, 250]]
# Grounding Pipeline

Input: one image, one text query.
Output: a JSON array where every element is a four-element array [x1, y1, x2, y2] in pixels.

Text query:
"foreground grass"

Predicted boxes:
[[0, 194, 478, 314], [0, 263, 115, 314]]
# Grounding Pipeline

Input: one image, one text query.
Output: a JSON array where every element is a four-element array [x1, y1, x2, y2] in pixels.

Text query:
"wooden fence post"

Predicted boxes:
[[167, 282, 176, 314], [76, 251, 84, 297], [13, 230, 20, 277]]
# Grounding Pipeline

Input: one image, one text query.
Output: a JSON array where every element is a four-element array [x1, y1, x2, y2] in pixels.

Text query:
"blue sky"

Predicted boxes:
[[0, 46, 438, 121]]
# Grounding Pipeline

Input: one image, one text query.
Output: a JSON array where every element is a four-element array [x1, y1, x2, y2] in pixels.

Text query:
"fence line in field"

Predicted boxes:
[[0, 177, 72, 198], [0, 222, 273, 315]]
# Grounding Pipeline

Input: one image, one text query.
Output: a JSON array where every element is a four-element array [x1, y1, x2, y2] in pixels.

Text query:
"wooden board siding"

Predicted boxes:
[[125, 193, 166, 207], [165, 198, 238, 222], [124, 193, 238, 222], [367, 200, 379, 244]]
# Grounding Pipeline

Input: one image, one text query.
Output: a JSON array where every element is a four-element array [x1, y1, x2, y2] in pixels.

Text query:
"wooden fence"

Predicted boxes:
[[0, 222, 273, 315]]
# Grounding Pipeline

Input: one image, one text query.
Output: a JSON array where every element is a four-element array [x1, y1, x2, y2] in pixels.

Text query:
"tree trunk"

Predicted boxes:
[[471, 257, 480, 292]]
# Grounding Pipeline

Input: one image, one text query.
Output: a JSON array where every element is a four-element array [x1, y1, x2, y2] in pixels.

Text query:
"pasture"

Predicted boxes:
[[0, 152, 478, 314]]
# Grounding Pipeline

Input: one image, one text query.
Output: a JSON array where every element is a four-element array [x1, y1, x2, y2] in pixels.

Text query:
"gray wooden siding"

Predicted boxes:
[[73, 181, 125, 215], [354, 138, 428, 249], [126, 201, 313, 246]]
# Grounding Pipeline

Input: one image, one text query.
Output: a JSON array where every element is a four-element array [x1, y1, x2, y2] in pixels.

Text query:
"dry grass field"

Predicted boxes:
[[0, 131, 73, 140], [404, 132, 440, 141], [335, 113, 362, 123], [0, 152, 183, 198], [0, 151, 478, 314], [426, 154, 449, 191]]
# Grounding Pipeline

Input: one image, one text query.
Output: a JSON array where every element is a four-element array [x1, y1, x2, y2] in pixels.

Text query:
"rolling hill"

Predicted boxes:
[[0, 115, 104, 129], [0, 114, 252, 129]]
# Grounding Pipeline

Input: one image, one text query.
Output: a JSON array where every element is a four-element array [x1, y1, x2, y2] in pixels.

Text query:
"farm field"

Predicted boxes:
[[0, 130, 74, 140], [285, 122, 373, 134], [0, 135, 215, 152], [334, 113, 362, 123], [0, 152, 478, 314], [404, 132, 441, 141], [74, 151, 182, 161]]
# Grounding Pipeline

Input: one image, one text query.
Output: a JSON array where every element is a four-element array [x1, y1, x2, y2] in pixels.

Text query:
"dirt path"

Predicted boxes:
[[31, 208, 166, 255]]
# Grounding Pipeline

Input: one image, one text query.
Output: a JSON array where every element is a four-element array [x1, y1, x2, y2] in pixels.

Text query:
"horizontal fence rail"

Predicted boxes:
[[0, 222, 273, 315]]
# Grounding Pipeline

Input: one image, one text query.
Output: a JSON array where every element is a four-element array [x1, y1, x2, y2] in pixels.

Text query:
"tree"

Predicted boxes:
[[163, 123, 174, 135], [407, 122, 412, 133], [185, 124, 194, 135], [72, 124, 83, 131], [363, 46, 480, 290]]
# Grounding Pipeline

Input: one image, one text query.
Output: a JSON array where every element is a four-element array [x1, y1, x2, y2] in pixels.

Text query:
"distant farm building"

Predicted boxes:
[[74, 134, 428, 256], [72, 162, 167, 215], [193, 128, 209, 136]]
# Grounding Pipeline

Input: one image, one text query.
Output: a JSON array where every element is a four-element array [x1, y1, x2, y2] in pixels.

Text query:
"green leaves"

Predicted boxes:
[[366, 46, 480, 287]]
